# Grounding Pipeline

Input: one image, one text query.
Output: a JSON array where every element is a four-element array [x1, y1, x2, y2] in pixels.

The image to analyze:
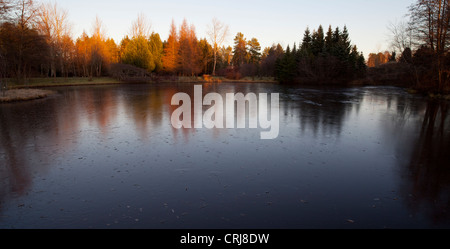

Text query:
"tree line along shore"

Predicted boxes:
[[0, 1, 364, 85], [1, 0, 449, 103]]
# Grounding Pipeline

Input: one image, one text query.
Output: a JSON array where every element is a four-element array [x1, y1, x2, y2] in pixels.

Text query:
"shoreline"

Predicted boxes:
[[4, 76, 278, 89], [5, 77, 123, 89], [2, 77, 449, 103], [0, 77, 278, 103]]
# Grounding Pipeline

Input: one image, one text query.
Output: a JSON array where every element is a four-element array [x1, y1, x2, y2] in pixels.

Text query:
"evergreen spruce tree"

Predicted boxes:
[[311, 25, 324, 56], [389, 52, 396, 62], [356, 52, 367, 76], [350, 45, 358, 67], [275, 45, 297, 83], [332, 27, 341, 56], [277, 25, 366, 84], [324, 25, 333, 53], [331, 26, 351, 64], [300, 27, 312, 56], [340, 26, 352, 58]]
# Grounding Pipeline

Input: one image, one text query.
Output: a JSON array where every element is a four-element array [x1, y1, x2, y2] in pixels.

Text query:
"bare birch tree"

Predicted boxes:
[[91, 16, 107, 77], [207, 17, 229, 75], [0, 0, 13, 21], [388, 20, 414, 55], [130, 12, 151, 39], [37, 1, 71, 77], [92, 15, 106, 41]]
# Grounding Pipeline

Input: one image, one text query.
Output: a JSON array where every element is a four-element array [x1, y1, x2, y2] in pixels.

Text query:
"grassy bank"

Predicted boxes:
[[4, 77, 122, 89], [217, 76, 277, 83], [1, 77, 119, 103], [0, 89, 57, 103], [3, 76, 277, 89], [158, 76, 277, 83]]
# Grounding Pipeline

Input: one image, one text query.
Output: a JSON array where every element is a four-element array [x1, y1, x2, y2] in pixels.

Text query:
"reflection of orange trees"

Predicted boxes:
[[95, 90, 116, 133], [406, 100, 450, 223], [166, 85, 197, 143], [0, 115, 30, 197], [78, 88, 118, 135], [202, 76, 223, 85], [122, 85, 179, 138], [0, 97, 80, 207], [170, 83, 283, 142]]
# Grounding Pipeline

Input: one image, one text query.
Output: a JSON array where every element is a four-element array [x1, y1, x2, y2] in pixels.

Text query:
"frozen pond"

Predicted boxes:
[[0, 82, 449, 229]]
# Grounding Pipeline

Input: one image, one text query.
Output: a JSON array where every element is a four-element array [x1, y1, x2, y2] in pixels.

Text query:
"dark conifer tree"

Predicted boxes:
[[324, 25, 333, 53], [311, 25, 324, 56], [300, 27, 312, 56], [277, 25, 366, 85], [332, 27, 341, 55], [389, 52, 397, 62], [275, 45, 297, 83]]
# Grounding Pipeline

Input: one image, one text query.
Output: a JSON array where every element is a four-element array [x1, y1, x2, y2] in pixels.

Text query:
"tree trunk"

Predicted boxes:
[[212, 50, 217, 76]]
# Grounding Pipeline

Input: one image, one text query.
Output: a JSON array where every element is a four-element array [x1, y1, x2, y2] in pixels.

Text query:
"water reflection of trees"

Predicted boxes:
[[84, 88, 117, 134], [282, 87, 365, 137], [168, 82, 273, 142], [0, 84, 186, 210], [405, 100, 450, 224], [283, 86, 450, 225], [122, 85, 166, 138], [0, 110, 31, 197], [0, 97, 78, 215], [368, 89, 450, 225]]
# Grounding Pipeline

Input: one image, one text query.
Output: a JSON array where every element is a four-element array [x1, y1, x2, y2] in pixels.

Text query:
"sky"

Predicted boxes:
[[55, 0, 416, 57]]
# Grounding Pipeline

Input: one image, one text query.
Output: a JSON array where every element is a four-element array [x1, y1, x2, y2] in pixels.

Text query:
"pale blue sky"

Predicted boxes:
[[55, 0, 415, 57]]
